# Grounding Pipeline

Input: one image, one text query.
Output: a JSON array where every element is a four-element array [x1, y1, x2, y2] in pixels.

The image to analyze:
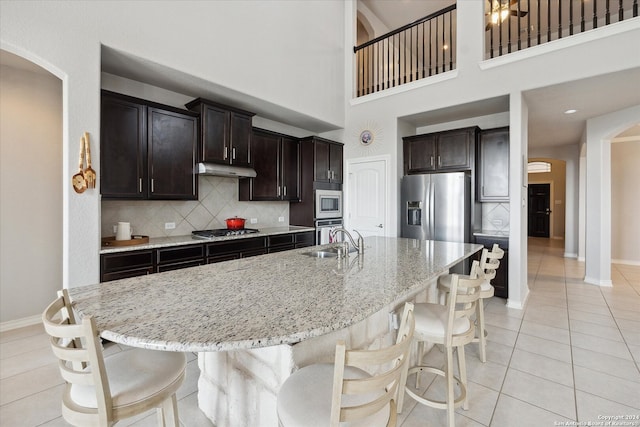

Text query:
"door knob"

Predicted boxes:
[[376, 224, 383, 228]]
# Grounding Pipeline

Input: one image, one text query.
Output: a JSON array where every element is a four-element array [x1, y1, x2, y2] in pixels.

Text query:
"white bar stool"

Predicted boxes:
[[399, 264, 484, 427], [437, 243, 504, 362]]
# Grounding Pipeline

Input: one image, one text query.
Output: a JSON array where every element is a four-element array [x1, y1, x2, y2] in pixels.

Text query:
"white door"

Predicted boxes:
[[346, 157, 388, 237]]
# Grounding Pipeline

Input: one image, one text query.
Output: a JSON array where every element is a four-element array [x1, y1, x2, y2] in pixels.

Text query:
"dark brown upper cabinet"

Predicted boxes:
[[403, 127, 478, 175], [239, 128, 300, 201], [185, 98, 255, 167], [477, 127, 509, 202], [100, 91, 198, 200], [299, 136, 343, 184]]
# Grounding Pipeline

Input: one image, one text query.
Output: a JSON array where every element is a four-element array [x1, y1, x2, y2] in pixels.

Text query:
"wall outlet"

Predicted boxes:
[[250, 218, 258, 224], [278, 216, 285, 222], [165, 222, 176, 230], [113, 225, 117, 233], [492, 219, 503, 227]]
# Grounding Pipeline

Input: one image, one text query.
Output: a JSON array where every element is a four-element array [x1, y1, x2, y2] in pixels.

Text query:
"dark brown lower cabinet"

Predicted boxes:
[[100, 232, 314, 282], [100, 250, 154, 282], [474, 235, 509, 299]]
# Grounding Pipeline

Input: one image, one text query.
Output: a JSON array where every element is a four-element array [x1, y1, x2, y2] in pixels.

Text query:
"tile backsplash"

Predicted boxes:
[[481, 202, 510, 233], [101, 176, 289, 238]]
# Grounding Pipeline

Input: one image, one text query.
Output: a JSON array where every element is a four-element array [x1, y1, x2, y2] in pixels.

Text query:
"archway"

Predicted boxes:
[[0, 49, 63, 327]]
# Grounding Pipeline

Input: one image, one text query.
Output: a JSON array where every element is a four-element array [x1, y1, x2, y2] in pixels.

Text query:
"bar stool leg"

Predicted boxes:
[[457, 344, 469, 410], [445, 345, 455, 427], [477, 300, 488, 363]]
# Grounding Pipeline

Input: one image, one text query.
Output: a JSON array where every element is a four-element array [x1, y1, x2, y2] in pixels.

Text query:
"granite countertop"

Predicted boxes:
[[100, 226, 315, 254], [72, 237, 482, 352]]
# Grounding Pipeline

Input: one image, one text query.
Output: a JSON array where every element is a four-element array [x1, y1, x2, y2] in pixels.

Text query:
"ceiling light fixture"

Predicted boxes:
[[564, 109, 577, 114]]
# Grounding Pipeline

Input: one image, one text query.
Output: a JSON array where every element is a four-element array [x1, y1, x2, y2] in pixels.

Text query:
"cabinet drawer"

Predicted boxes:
[[157, 245, 204, 265], [102, 266, 154, 282], [157, 259, 204, 273], [295, 231, 315, 246], [268, 234, 295, 247], [206, 237, 266, 257], [101, 250, 154, 274]]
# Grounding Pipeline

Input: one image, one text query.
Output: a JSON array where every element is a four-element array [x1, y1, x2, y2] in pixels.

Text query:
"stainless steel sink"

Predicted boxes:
[[303, 246, 357, 258]]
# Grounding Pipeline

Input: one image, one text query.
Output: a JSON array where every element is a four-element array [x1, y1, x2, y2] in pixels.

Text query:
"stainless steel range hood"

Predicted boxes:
[[197, 163, 257, 178]]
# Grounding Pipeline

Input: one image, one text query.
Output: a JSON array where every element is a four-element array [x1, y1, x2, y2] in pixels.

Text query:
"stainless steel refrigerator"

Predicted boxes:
[[400, 172, 471, 243]]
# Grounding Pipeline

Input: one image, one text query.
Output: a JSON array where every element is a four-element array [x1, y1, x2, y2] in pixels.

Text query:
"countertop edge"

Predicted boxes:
[[100, 226, 316, 254]]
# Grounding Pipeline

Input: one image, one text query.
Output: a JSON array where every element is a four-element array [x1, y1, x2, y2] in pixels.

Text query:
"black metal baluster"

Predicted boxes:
[[635, 0, 638, 17], [396, 33, 400, 87], [449, 9, 453, 69], [547, 0, 552, 42], [386, 38, 390, 89], [429, 20, 433, 75], [558, 0, 563, 38], [508, 3, 512, 53], [435, 17, 440, 73], [593, 0, 598, 29], [499, 10, 503, 56], [619, 0, 624, 21], [517, 0, 522, 51], [581, 0, 586, 32], [441, 14, 446, 72], [422, 22, 427, 79], [410, 26, 414, 81], [570, 0, 574, 35], [527, 0, 531, 47], [606, 0, 611, 24], [537, 0, 542, 44]]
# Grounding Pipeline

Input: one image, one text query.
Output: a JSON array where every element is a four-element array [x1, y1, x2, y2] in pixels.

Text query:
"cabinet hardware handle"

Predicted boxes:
[[139, 178, 143, 193], [277, 186, 281, 197], [430, 156, 434, 166], [377, 224, 383, 228], [327, 170, 331, 180], [482, 185, 485, 196], [438, 156, 441, 167], [232, 147, 236, 160], [224, 146, 228, 160], [283, 186, 287, 197], [151, 179, 154, 193]]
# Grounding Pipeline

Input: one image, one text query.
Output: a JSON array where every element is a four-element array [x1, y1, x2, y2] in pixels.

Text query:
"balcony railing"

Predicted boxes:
[[486, 0, 639, 58], [354, 1, 638, 97], [354, 5, 456, 97]]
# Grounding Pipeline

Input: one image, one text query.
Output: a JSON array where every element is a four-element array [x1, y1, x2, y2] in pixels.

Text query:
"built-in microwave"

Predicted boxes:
[[315, 189, 342, 219]]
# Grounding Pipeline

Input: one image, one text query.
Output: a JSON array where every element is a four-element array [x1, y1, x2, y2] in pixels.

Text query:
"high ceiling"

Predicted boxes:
[[359, 0, 640, 147]]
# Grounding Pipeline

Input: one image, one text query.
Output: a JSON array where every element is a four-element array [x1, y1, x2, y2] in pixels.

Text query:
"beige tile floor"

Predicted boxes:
[[1, 237, 638, 426]]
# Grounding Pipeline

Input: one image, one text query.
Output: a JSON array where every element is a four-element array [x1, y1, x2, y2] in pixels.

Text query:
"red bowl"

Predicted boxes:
[[225, 217, 246, 230]]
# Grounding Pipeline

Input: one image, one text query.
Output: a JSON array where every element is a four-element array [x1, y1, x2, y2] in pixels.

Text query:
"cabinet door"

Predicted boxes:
[[100, 94, 146, 198], [148, 107, 198, 200], [314, 140, 331, 182], [248, 130, 280, 200], [230, 113, 252, 167], [201, 104, 229, 164], [404, 135, 436, 174], [329, 143, 343, 183], [478, 128, 509, 202], [436, 129, 471, 170], [281, 137, 300, 201]]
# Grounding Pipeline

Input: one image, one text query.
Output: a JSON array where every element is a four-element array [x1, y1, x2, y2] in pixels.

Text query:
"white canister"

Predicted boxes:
[[115, 222, 132, 241]]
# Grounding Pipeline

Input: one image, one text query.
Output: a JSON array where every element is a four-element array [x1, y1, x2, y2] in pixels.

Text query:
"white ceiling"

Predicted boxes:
[[2, 2, 639, 148]]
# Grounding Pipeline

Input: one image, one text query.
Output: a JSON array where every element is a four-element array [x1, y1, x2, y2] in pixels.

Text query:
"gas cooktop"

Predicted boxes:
[[192, 228, 260, 239]]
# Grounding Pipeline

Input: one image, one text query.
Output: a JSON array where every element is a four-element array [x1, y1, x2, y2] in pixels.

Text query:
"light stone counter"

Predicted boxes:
[[99, 226, 315, 254], [73, 237, 481, 352], [70, 237, 482, 427]]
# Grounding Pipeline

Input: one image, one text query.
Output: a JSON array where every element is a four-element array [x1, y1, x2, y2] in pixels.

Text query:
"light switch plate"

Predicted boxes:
[[165, 222, 176, 230], [278, 216, 284, 222], [250, 218, 258, 224]]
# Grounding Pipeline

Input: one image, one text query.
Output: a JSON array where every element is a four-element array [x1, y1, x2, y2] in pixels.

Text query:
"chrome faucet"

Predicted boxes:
[[330, 228, 364, 255]]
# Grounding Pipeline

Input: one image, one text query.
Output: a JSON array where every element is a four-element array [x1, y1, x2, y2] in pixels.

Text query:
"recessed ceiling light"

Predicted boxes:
[[564, 109, 577, 114]]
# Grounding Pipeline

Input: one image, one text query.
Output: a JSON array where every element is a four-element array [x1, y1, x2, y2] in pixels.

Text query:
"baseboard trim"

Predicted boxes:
[[564, 252, 578, 259], [506, 287, 530, 310], [583, 276, 613, 287], [577, 256, 585, 262], [0, 314, 42, 333], [612, 259, 640, 266]]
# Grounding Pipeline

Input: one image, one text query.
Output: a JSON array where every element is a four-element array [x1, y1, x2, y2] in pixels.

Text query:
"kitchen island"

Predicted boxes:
[[70, 237, 482, 426]]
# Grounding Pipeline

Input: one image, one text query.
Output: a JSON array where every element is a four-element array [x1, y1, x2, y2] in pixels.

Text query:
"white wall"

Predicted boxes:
[[1, 0, 345, 298], [340, 1, 639, 307], [611, 140, 640, 264], [0, 62, 62, 325], [584, 104, 640, 285]]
